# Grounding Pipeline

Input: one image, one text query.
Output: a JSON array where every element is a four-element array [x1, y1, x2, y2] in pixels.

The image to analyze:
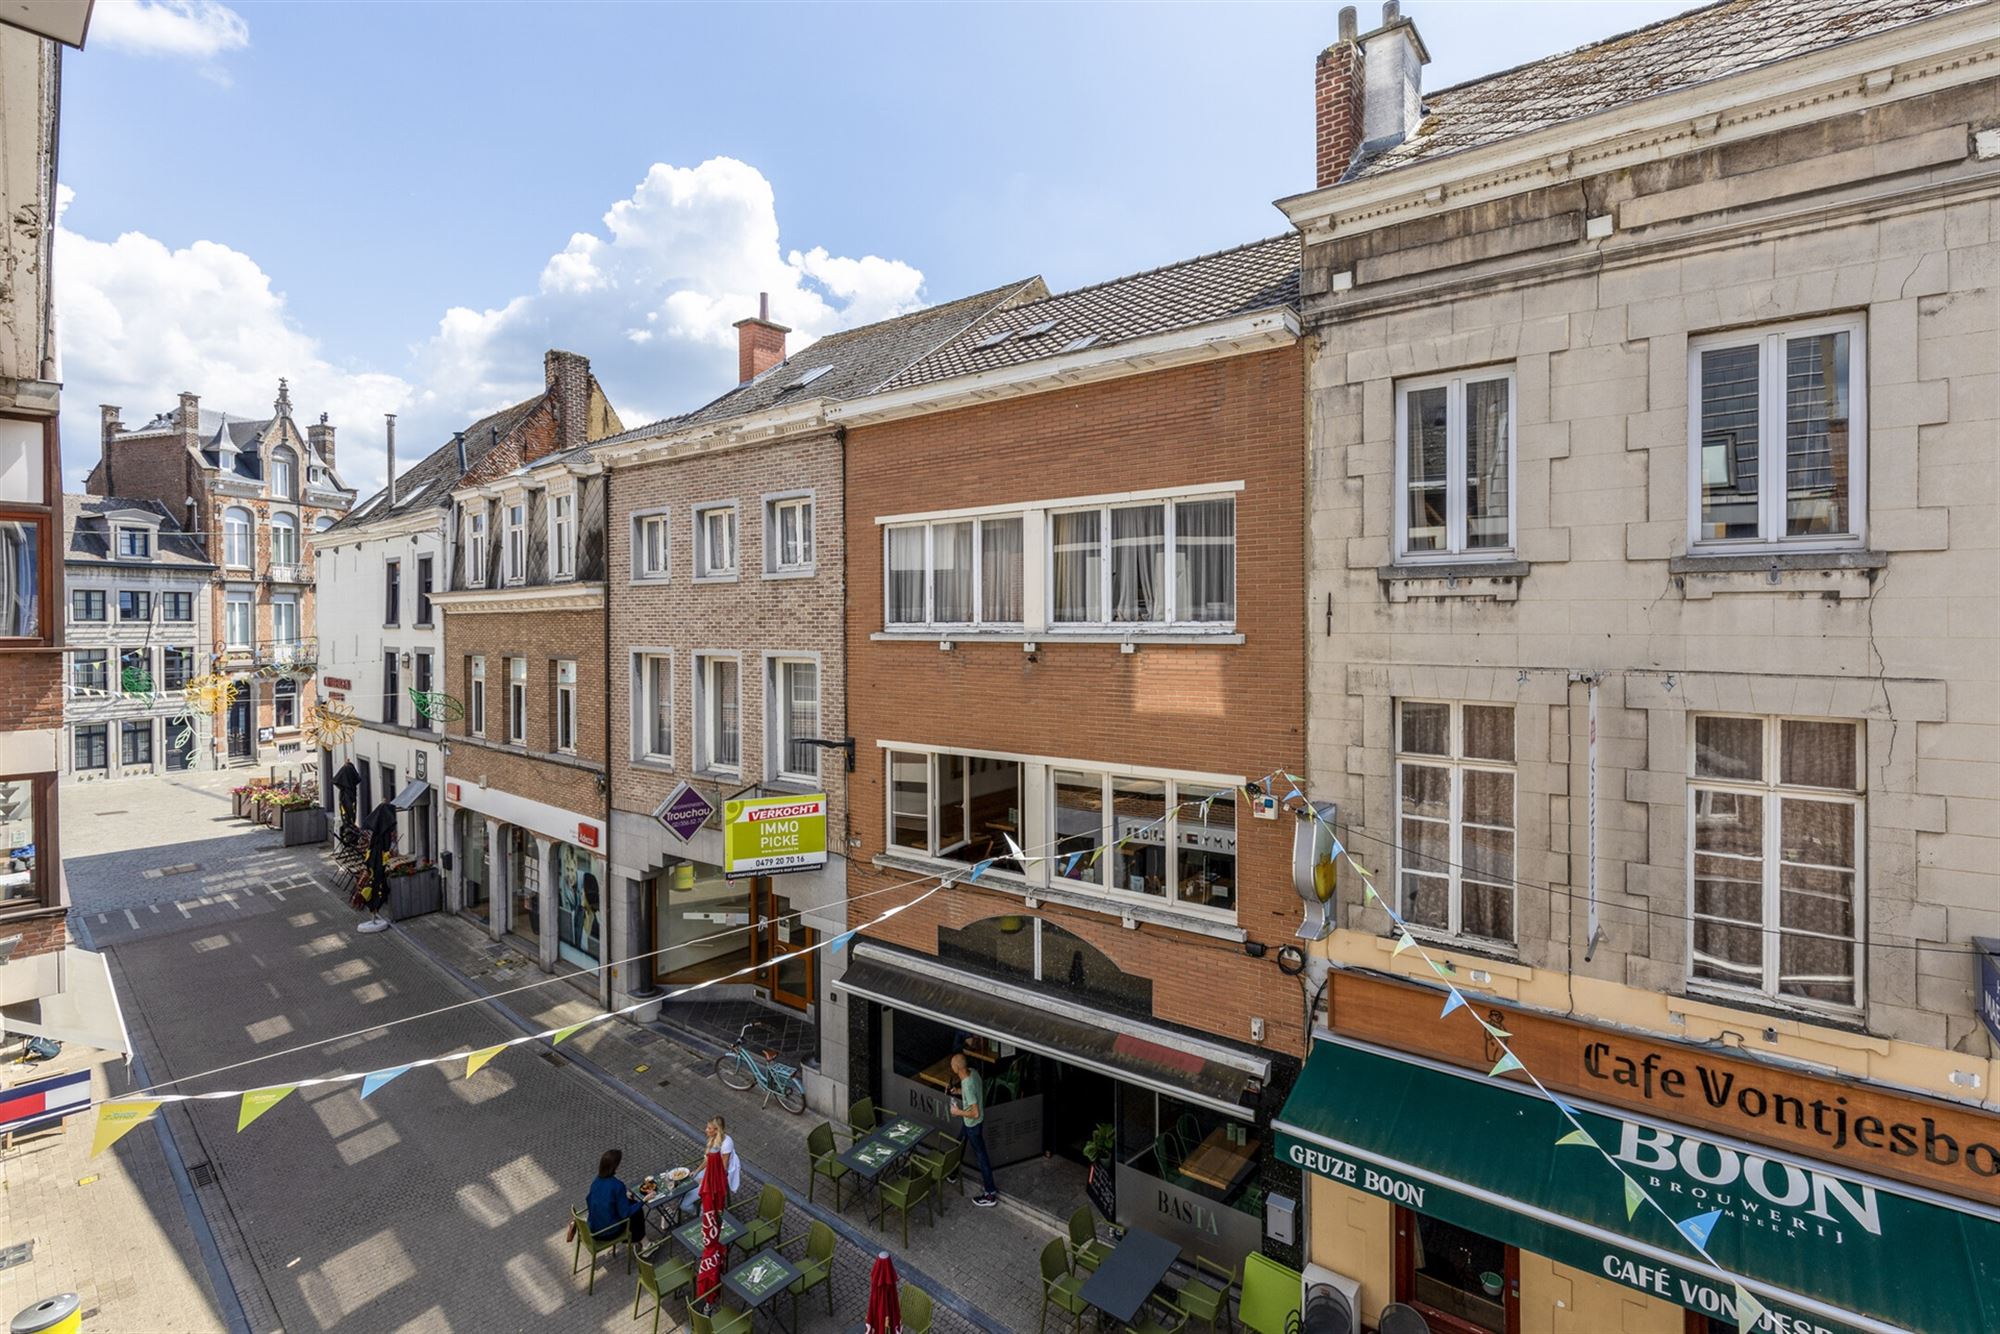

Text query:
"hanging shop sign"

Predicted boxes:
[[723, 794, 827, 879], [1328, 969, 2000, 1209], [655, 782, 717, 842], [322, 677, 352, 691], [1977, 937, 2000, 1052]]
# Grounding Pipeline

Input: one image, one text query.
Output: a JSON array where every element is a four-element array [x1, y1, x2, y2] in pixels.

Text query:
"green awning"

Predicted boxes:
[[1277, 1033, 2000, 1334]]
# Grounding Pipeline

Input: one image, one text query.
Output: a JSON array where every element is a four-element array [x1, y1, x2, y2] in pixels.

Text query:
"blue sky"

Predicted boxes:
[[56, 0, 1693, 494]]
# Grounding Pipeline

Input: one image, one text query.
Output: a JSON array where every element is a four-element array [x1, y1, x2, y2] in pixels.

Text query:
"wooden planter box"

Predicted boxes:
[[280, 806, 328, 847], [255, 801, 279, 827], [383, 869, 442, 921], [233, 790, 254, 819]]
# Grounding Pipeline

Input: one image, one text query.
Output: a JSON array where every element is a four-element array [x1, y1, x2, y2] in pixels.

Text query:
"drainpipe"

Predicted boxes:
[[601, 462, 621, 1012]]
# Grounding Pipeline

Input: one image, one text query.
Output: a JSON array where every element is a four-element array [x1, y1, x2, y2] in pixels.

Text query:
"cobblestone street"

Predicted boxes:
[[16, 771, 1055, 1332]]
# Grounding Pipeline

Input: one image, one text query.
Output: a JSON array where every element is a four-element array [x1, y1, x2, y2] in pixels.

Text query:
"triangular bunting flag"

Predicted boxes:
[[1327, 837, 1346, 861], [1734, 1285, 1769, 1332], [1480, 1019, 1512, 1040], [1677, 1208, 1723, 1251], [1488, 1052, 1523, 1078], [1624, 1175, 1646, 1220], [551, 1023, 587, 1046], [1549, 1095, 1579, 1120], [1003, 834, 1038, 870], [1440, 988, 1466, 1018], [1555, 1128, 1593, 1148], [465, 1044, 507, 1078], [827, 931, 856, 956], [1392, 931, 1416, 957], [1086, 844, 1108, 867], [1429, 958, 1456, 978], [1284, 786, 1303, 805], [968, 859, 995, 883], [360, 1065, 411, 1099], [1362, 880, 1380, 904], [1061, 852, 1083, 877], [1283, 772, 1305, 786], [1347, 858, 1375, 879], [91, 1100, 161, 1157], [237, 1085, 294, 1131]]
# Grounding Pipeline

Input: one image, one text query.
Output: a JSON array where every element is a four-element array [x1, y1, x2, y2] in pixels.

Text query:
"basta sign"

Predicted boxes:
[[1329, 969, 2000, 1209]]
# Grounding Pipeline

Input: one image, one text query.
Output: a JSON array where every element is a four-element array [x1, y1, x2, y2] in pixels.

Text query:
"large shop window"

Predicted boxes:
[[0, 776, 55, 910], [1690, 317, 1864, 550], [1397, 701, 1516, 945], [1396, 370, 1514, 561], [1398, 1212, 1516, 1334], [887, 748, 1237, 917], [1119, 1090, 1264, 1231], [1690, 714, 1863, 1010]]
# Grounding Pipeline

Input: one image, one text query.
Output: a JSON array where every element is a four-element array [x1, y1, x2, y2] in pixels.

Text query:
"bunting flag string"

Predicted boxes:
[[1294, 792, 1780, 1334], [358, 1066, 408, 1099], [463, 1045, 507, 1079], [90, 1101, 159, 1157], [237, 1086, 293, 1131]]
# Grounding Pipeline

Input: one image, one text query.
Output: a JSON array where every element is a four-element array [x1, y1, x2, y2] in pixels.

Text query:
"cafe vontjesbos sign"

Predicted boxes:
[[1327, 969, 2000, 1209], [1276, 1035, 2000, 1332], [722, 794, 828, 879]]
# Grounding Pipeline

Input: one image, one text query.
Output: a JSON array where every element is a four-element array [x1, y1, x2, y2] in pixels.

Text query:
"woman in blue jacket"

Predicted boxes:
[[585, 1148, 648, 1247]]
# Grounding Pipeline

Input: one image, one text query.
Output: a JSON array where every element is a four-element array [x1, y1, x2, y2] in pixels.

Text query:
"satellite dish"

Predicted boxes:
[[1301, 1282, 1355, 1334]]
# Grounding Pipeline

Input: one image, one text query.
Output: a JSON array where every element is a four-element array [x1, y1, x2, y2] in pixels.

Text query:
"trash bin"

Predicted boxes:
[[12, 1294, 81, 1334]]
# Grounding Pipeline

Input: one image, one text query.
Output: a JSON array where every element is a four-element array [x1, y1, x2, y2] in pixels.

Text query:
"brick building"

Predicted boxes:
[[60, 496, 215, 780], [435, 352, 623, 995], [1278, 4, 2000, 1332], [87, 381, 354, 767], [590, 286, 1036, 1090], [833, 239, 1308, 1269]]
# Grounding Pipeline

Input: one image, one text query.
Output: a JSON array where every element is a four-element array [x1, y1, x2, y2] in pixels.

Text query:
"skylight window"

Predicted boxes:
[[1020, 320, 1059, 338], [395, 481, 432, 508], [778, 365, 834, 393], [1061, 334, 1101, 353], [975, 329, 1013, 349]]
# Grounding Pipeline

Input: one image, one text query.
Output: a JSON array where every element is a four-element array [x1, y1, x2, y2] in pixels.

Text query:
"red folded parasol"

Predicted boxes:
[[695, 1147, 729, 1306], [866, 1250, 901, 1334]]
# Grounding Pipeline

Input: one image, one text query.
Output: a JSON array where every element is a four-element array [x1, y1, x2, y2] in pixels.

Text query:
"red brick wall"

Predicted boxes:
[[1315, 38, 1365, 189], [442, 604, 606, 819], [0, 652, 62, 731], [842, 346, 1310, 1054]]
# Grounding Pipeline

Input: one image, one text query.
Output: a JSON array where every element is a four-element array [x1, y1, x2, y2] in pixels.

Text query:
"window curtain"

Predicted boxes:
[[0, 522, 35, 637], [1173, 499, 1234, 622], [932, 521, 974, 622], [1110, 505, 1164, 622], [1051, 511, 1101, 623], [979, 518, 1023, 623], [1464, 378, 1511, 549], [887, 527, 925, 622]]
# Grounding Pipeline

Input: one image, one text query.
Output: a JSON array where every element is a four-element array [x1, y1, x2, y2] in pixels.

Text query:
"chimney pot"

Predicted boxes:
[[1381, 0, 1399, 22], [1338, 5, 1357, 40], [385, 413, 397, 506], [759, 291, 769, 321]]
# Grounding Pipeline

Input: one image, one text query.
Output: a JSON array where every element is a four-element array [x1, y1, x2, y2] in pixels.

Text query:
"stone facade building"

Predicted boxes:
[[1276, 3, 2000, 1332], [835, 240, 1310, 1267], [435, 352, 623, 995], [87, 382, 354, 768], [60, 496, 214, 781]]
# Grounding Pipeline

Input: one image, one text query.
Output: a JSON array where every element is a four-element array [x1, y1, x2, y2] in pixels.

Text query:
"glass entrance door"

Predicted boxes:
[[752, 881, 815, 1011], [226, 696, 253, 760]]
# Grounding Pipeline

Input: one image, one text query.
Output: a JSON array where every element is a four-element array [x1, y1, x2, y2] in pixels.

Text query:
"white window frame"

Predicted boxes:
[[885, 515, 1031, 629], [470, 656, 487, 737], [224, 592, 253, 648], [269, 446, 296, 500], [270, 512, 299, 568], [466, 509, 488, 587], [693, 504, 739, 581], [694, 652, 742, 775], [551, 489, 576, 580], [1392, 368, 1518, 563], [554, 660, 577, 754], [504, 500, 527, 585], [1044, 497, 1238, 629], [115, 526, 151, 559], [765, 492, 816, 578], [631, 650, 674, 765], [631, 508, 671, 582], [413, 650, 435, 733], [507, 657, 527, 744], [1686, 713, 1866, 1014], [271, 594, 299, 649], [223, 506, 253, 569], [383, 557, 401, 626], [766, 655, 821, 783], [1686, 316, 1868, 554], [1394, 699, 1518, 946]]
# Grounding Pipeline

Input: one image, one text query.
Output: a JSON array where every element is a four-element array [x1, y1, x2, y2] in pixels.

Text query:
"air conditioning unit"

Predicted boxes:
[[1300, 1263, 1362, 1334]]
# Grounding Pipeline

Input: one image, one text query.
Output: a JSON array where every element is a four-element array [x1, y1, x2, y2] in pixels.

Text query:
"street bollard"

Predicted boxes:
[[10, 1294, 81, 1334]]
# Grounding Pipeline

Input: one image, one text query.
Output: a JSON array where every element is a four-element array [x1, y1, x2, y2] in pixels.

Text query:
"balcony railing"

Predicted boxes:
[[265, 563, 313, 585], [215, 637, 320, 678]]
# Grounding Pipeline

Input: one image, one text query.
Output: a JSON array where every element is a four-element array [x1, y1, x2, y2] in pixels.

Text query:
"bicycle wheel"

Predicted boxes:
[[778, 1077, 807, 1116], [715, 1050, 757, 1091]]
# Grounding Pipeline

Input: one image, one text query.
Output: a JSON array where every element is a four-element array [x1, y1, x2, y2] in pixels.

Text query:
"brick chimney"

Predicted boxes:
[[1316, 7, 1365, 188], [307, 412, 336, 473], [177, 391, 201, 450], [544, 349, 592, 454], [733, 293, 789, 385]]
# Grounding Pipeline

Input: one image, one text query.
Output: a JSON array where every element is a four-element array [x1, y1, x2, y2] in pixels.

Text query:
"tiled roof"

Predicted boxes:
[[1349, 0, 1978, 180], [587, 279, 1044, 453], [878, 234, 1300, 391], [63, 494, 212, 568], [327, 396, 540, 535]]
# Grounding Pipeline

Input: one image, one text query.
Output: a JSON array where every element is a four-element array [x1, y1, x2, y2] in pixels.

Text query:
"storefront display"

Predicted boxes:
[[458, 812, 487, 911], [649, 859, 817, 1010], [555, 842, 601, 969]]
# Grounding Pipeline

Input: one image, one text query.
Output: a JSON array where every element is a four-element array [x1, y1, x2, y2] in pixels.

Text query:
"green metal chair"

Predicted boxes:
[[785, 1220, 837, 1327], [875, 1160, 935, 1247], [848, 1096, 882, 1140], [1040, 1236, 1089, 1334], [1126, 1293, 1193, 1334], [901, 1282, 935, 1334], [687, 1301, 752, 1334], [1067, 1205, 1114, 1272], [808, 1121, 852, 1210], [910, 1138, 966, 1215], [1174, 1255, 1238, 1332], [570, 1207, 634, 1295], [736, 1182, 784, 1254], [633, 1250, 696, 1334]]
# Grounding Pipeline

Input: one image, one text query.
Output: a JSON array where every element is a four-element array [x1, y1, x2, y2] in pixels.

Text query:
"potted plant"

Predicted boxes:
[[1082, 1123, 1116, 1164], [231, 784, 257, 819], [382, 856, 442, 920], [277, 793, 326, 846]]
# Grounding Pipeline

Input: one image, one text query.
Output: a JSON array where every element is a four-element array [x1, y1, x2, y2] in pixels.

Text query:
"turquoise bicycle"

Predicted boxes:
[[715, 1022, 807, 1115]]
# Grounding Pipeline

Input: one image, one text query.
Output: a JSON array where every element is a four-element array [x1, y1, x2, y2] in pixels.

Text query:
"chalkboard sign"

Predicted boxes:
[[1086, 1161, 1116, 1221]]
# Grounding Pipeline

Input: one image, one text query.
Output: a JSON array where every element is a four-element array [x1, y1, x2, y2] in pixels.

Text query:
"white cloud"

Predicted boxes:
[[54, 190, 412, 496], [419, 157, 928, 430], [91, 1, 249, 63]]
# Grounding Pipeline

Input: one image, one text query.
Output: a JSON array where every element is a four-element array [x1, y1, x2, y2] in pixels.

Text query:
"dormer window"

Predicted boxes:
[[270, 446, 297, 500], [115, 526, 151, 559]]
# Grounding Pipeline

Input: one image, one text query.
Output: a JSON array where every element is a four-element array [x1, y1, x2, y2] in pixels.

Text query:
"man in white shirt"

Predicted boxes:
[[682, 1115, 742, 1212]]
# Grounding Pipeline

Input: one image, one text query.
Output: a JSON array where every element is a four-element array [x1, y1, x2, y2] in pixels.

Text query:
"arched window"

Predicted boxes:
[[270, 512, 299, 567], [313, 514, 335, 533], [223, 506, 253, 567], [269, 446, 296, 499]]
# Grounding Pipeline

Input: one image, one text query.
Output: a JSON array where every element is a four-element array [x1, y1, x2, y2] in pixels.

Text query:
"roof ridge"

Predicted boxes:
[[1423, 0, 1751, 103], [1006, 233, 1298, 310]]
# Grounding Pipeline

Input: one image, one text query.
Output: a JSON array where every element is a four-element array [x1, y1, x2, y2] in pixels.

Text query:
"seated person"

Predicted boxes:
[[586, 1148, 650, 1248]]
